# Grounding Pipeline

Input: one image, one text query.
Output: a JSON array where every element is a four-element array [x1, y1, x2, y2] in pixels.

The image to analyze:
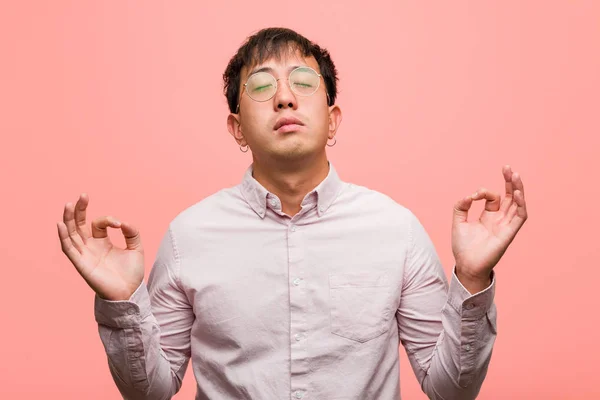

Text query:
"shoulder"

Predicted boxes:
[[340, 181, 418, 223], [167, 185, 246, 233]]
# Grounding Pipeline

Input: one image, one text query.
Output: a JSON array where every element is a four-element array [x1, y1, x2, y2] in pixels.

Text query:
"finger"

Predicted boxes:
[[471, 188, 501, 212], [63, 202, 85, 252], [453, 195, 474, 224], [513, 189, 528, 219], [504, 201, 518, 223], [512, 172, 525, 196], [120, 221, 143, 251], [91, 216, 121, 239], [504, 189, 528, 226], [74, 193, 91, 242], [499, 165, 514, 214], [57, 222, 85, 273], [509, 192, 528, 233], [503, 165, 514, 196]]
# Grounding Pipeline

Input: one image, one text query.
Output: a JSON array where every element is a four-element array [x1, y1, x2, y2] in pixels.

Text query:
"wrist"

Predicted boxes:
[[455, 267, 492, 294]]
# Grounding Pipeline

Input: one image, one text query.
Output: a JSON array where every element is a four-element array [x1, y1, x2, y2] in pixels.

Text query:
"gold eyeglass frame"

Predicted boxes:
[[235, 66, 325, 113]]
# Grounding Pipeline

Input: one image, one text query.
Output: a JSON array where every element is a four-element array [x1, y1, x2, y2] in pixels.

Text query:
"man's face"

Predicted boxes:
[[227, 50, 341, 163]]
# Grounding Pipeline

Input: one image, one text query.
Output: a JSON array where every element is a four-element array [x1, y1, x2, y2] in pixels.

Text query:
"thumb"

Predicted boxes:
[[120, 221, 143, 251], [453, 195, 474, 225]]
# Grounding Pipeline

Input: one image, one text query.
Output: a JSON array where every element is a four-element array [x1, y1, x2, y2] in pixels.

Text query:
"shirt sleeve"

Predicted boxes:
[[94, 225, 194, 399], [396, 212, 497, 400]]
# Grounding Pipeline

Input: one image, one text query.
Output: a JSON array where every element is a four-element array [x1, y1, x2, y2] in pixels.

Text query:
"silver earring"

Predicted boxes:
[[240, 144, 249, 153], [326, 137, 337, 147]]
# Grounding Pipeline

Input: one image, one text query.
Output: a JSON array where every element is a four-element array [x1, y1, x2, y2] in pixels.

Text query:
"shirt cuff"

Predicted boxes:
[[447, 267, 495, 319], [94, 281, 151, 328]]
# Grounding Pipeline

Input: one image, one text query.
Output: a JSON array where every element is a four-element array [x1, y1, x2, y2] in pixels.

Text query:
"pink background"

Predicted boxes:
[[1, 1, 599, 398]]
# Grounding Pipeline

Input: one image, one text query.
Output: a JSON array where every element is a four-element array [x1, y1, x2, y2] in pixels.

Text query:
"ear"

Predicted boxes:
[[227, 112, 247, 147], [327, 104, 342, 140]]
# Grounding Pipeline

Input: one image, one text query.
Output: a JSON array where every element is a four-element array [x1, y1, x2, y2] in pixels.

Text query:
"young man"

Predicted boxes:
[[58, 27, 528, 399]]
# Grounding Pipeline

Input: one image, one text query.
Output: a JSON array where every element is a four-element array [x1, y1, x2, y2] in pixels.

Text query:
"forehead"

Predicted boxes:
[[240, 49, 319, 81]]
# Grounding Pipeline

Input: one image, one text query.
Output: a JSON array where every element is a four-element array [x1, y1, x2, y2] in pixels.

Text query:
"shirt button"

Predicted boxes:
[[318, 206, 324, 213], [290, 225, 297, 232], [466, 303, 475, 310], [465, 344, 471, 351], [293, 278, 302, 286], [127, 308, 136, 315], [133, 351, 141, 357], [294, 391, 304, 399], [270, 199, 277, 207], [295, 333, 304, 341]]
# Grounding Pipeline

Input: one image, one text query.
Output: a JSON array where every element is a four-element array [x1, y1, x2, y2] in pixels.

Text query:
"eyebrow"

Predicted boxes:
[[248, 65, 305, 76]]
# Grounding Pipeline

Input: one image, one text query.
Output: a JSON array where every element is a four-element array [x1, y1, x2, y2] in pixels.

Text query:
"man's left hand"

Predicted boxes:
[[451, 165, 529, 293]]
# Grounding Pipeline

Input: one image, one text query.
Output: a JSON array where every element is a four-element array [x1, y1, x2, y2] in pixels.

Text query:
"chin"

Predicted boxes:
[[271, 145, 315, 161]]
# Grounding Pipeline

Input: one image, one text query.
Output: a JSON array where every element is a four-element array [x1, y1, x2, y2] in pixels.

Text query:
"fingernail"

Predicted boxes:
[[472, 192, 478, 198]]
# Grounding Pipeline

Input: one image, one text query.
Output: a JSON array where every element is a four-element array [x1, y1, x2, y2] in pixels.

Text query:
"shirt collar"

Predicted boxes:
[[239, 162, 343, 219]]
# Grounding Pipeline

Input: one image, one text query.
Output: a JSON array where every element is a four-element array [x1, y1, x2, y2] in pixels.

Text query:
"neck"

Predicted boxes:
[[251, 154, 330, 216]]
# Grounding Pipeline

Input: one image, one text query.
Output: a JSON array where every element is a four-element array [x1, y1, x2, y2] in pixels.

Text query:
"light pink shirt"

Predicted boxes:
[[94, 163, 497, 400]]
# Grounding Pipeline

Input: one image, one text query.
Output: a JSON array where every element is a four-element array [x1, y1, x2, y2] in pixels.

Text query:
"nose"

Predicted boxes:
[[273, 79, 298, 111]]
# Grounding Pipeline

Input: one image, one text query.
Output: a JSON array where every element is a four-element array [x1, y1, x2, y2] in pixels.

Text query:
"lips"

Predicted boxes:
[[273, 117, 304, 131]]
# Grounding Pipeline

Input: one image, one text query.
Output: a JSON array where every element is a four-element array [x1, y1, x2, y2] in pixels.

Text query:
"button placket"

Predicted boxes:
[[288, 221, 309, 395]]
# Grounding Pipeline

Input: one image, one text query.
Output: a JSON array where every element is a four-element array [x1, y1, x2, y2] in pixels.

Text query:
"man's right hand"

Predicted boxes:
[[57, 193, 145, 301]]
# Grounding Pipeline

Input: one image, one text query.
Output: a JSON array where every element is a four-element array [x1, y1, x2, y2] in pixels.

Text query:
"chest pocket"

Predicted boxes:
[[328, 272, 394, 343]]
